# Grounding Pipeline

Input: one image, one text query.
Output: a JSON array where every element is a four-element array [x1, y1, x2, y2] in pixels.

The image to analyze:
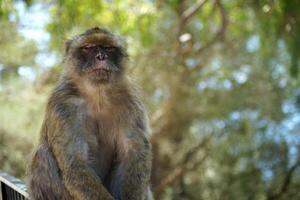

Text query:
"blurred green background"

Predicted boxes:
[[0, 0, 300, 199]]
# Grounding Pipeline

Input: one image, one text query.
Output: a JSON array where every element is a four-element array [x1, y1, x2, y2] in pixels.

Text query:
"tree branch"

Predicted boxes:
[[154, 137, 211, 195], [267, 161, 300, 200], [181, 0, 208, 24], [196, 0, 228, 54], [175, 0, 209, 51]]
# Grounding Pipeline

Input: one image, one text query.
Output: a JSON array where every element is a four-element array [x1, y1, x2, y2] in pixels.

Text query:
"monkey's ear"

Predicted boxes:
[[65, 40, 72, 54], [119, 37, 128, 57]]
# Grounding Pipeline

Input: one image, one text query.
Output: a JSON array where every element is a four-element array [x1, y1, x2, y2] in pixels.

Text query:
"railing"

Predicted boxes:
[[0, 170, 28, 200]]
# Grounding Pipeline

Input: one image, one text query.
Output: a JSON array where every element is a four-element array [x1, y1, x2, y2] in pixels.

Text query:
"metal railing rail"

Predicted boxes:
[[0, 170, 28, 200]]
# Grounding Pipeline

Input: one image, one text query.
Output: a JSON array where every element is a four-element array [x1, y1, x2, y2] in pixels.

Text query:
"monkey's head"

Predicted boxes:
[[65, 27, 128, 85]]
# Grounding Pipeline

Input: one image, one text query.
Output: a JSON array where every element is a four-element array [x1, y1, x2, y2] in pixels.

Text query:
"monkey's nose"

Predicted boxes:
[[96, 53, 107, 61]]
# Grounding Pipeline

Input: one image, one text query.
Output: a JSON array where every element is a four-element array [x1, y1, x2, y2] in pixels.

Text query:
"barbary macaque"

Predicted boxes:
[[27, 27, 153, 200]]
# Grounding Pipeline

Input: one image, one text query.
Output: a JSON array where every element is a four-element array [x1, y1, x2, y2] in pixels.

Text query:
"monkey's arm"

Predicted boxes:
[[121, 115, 152, 200], [49, 103, 114, 200]]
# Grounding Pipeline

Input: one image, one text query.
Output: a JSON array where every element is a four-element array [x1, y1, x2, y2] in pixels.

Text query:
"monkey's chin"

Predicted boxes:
[[89, 69, 111, 84]]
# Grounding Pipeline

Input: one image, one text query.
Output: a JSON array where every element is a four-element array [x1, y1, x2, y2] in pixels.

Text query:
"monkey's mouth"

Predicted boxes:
[[87, 66, 111, 81], [91, 68, 111, 75]]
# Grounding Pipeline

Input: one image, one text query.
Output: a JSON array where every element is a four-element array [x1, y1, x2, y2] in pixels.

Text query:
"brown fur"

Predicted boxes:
[[27, 27, 153, 200]]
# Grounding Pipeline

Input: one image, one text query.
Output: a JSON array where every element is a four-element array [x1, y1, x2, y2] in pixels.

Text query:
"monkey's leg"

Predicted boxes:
[[49, 106, 114, 200], [51, 137, 114, 200], [119, 133, 152, 200], [108, 163, 153, 200], [28, 144, 72, 200]]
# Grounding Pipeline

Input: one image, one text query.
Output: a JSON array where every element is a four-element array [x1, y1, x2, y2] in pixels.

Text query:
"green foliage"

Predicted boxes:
[[0, 79, 49, 179], [0, 127, 33, 179], [252, 0, 300, 77], [0, 0, 13, 19], [0, 0, 37, 80], [47, 0, 158, 50], [0, 21, 37, 76], [0, 0, 300, 199]]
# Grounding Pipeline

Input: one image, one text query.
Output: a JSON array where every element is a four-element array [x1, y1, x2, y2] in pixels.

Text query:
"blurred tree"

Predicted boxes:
[[44, 1, 300, 198], [0, 21, 37, 79], [0, 0, 39, 178], [1, 0, 300, 200], [0, 0, 37, 80]]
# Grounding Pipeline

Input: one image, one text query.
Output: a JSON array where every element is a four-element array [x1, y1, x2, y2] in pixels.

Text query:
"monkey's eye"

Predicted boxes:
[[103, 46, 116, 52], [81, 44, 97, 51]]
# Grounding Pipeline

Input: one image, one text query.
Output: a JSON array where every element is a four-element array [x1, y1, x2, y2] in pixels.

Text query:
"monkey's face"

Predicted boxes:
[[66, 28, 127, 84]]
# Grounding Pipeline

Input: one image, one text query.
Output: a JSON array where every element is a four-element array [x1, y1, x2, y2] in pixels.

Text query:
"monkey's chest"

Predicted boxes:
[[85, 119, 121, 182], [88, 141, 115, 181]]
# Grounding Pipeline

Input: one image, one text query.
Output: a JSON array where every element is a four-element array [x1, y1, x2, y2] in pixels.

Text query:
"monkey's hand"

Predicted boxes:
[[50, 104, 114, 200], [121, 131, 152, 200]]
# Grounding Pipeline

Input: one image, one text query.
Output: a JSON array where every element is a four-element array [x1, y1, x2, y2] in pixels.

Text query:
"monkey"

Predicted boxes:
[[27, 27, 153, 200]]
